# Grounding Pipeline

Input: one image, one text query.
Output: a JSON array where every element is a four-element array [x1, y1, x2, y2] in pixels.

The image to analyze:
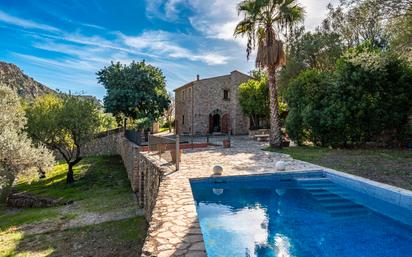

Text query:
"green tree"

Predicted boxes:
[[0, 86, 54, 203], [96, 61, 170, 128], [279, 26, 343, 95], [333, 47, 412, 144], [385, 12, 412, 63], [323, 1, 386, 48], [97, 112, 118, 132], [235, 0, 305, 148], [26, 94, 101, 184], [239, 77, 269, 129], [164, 92, 175, 133]]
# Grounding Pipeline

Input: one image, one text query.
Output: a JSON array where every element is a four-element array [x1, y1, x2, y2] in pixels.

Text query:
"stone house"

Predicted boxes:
[[174, 70, 251, 135]]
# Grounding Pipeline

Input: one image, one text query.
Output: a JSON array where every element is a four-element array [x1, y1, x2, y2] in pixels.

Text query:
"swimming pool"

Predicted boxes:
[[190, 170, 412, 257]]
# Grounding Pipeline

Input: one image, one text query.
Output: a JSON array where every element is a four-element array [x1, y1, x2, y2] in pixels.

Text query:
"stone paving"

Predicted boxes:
[[141, 136, 320, 257]]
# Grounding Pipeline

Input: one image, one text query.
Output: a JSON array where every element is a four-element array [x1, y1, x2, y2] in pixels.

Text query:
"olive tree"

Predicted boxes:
[[0, 86, 54, 203], [26, 94, 101, 184]]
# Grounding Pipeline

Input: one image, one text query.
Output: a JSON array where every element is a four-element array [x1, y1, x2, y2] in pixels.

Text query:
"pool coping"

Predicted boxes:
[[190, 167, 412, 211]]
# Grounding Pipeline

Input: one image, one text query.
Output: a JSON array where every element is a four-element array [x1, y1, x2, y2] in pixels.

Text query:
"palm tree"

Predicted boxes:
[[235, 0, 304, 148]]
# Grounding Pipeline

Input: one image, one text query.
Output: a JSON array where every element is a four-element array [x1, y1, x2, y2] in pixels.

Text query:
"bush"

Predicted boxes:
[[285, 69, 335, 145], [285, 48, 412, 147], [239, 75, 287, 129]]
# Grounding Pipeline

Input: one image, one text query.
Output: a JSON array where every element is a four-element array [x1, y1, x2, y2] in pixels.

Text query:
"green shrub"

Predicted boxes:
[[285, 48, 412, 147], [285, 69, 335, 145], [239, 75, 287, 129]]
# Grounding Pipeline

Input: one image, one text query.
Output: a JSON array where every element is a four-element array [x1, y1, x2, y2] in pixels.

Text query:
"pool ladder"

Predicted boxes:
[[294, 177, 370, 218]]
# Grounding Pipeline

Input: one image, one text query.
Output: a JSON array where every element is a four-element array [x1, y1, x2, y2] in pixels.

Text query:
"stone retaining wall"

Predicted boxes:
[[116, 134, 172, 221], [81, 131, 121, 157], [136, 152, 172, 221], [53, 129, 173, 222], [117, 136, 140, 192]]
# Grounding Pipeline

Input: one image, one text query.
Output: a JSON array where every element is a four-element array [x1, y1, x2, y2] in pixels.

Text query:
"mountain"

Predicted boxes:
[[0, 61, 56, 99]]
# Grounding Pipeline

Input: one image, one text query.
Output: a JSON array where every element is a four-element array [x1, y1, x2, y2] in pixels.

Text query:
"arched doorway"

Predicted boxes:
[[209, 109, 222, 133], [212, 114, 221, 132]]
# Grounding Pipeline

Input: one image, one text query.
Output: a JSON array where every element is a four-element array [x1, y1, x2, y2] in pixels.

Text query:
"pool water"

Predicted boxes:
[[190, 175, 412, 257]]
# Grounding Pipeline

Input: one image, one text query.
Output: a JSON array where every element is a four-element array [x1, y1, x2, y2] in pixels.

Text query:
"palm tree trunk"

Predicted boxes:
[[268, 67, 282, 148]]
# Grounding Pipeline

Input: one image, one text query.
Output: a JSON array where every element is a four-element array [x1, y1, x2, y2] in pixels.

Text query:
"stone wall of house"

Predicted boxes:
[[175, 83, 194, 134], [175, 71, 250, 135], [192, 74, 232, 134]]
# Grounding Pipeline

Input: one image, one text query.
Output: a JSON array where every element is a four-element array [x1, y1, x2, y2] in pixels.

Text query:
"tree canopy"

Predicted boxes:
[[26, 94, 101, 184], [0, 86, 54, 202], [239, 77, 269, 129], [96, 61, 170, 128]]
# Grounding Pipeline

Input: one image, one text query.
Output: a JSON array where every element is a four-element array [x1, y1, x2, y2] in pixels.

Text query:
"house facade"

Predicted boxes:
[[174, 70, 251, 135]]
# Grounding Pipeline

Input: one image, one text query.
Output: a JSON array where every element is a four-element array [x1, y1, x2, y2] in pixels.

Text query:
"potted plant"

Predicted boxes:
[[223, 138, 231, 148], [282, 131, 291, 147]]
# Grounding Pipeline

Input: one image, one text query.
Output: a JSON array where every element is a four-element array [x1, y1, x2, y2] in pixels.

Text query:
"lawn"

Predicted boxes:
[[267, 146, 412, 191], [0, 155, 147, 257]]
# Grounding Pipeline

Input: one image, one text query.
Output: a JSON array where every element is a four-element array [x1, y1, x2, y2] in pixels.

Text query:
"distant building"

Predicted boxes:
[[174, 70, 251, 135]]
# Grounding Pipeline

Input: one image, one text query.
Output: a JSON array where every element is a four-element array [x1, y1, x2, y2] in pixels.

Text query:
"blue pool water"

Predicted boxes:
[[190, 174, 412, 257]]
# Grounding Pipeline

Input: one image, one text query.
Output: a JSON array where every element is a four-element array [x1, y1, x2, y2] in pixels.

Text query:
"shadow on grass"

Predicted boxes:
[[3, 216, 147, 257]]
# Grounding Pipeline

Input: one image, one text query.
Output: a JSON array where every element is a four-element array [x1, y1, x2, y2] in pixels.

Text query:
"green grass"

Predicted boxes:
[[0, 155, 147, 257], [158, 127, 169, 133], [0, 207, 59, 232], [1, 217, 147, 257], [266, 146, 412, 190], [14, 156, 131, 201]]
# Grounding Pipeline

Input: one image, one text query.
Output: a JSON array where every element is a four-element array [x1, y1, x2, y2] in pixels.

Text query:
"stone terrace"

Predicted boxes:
[[141, 136, 320, 257]]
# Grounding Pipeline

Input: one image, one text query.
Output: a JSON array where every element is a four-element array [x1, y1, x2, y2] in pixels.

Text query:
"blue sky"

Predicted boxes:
[[0, 0, 335, 99]]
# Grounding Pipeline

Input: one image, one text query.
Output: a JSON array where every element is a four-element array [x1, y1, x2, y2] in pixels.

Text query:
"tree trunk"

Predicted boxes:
[[0, 169, 15, 204], [268, 67, 283, 148], [67, 163, 75, 184]]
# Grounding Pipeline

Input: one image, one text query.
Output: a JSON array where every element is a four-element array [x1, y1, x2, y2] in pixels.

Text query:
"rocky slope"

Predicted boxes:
[[0, 61, 56, 99]]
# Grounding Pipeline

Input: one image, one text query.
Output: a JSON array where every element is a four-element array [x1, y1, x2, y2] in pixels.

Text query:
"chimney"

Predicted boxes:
[[196, 74, 200, 81]]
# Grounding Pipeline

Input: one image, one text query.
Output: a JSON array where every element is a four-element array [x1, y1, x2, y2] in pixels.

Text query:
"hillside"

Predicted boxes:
[[0, 61, 56, 99]]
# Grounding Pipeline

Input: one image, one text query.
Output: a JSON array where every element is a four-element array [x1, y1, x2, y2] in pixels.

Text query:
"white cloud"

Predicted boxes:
[[148, 0, 339, 44], [165, 0, 186, 20], [121, 30, 229, 65], [0, 10, 60, 32], [145, 0, 187, 20]]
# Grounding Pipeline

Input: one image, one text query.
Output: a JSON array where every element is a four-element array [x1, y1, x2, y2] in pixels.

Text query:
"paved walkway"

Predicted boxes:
[[141, 136, 320, 257]]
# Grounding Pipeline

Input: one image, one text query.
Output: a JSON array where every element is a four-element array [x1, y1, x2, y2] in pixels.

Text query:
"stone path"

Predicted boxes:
[[141, 136, 320, 257]]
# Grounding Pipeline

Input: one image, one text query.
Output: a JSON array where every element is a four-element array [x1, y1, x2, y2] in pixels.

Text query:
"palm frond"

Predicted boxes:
[[235, 0, 304, 67]]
